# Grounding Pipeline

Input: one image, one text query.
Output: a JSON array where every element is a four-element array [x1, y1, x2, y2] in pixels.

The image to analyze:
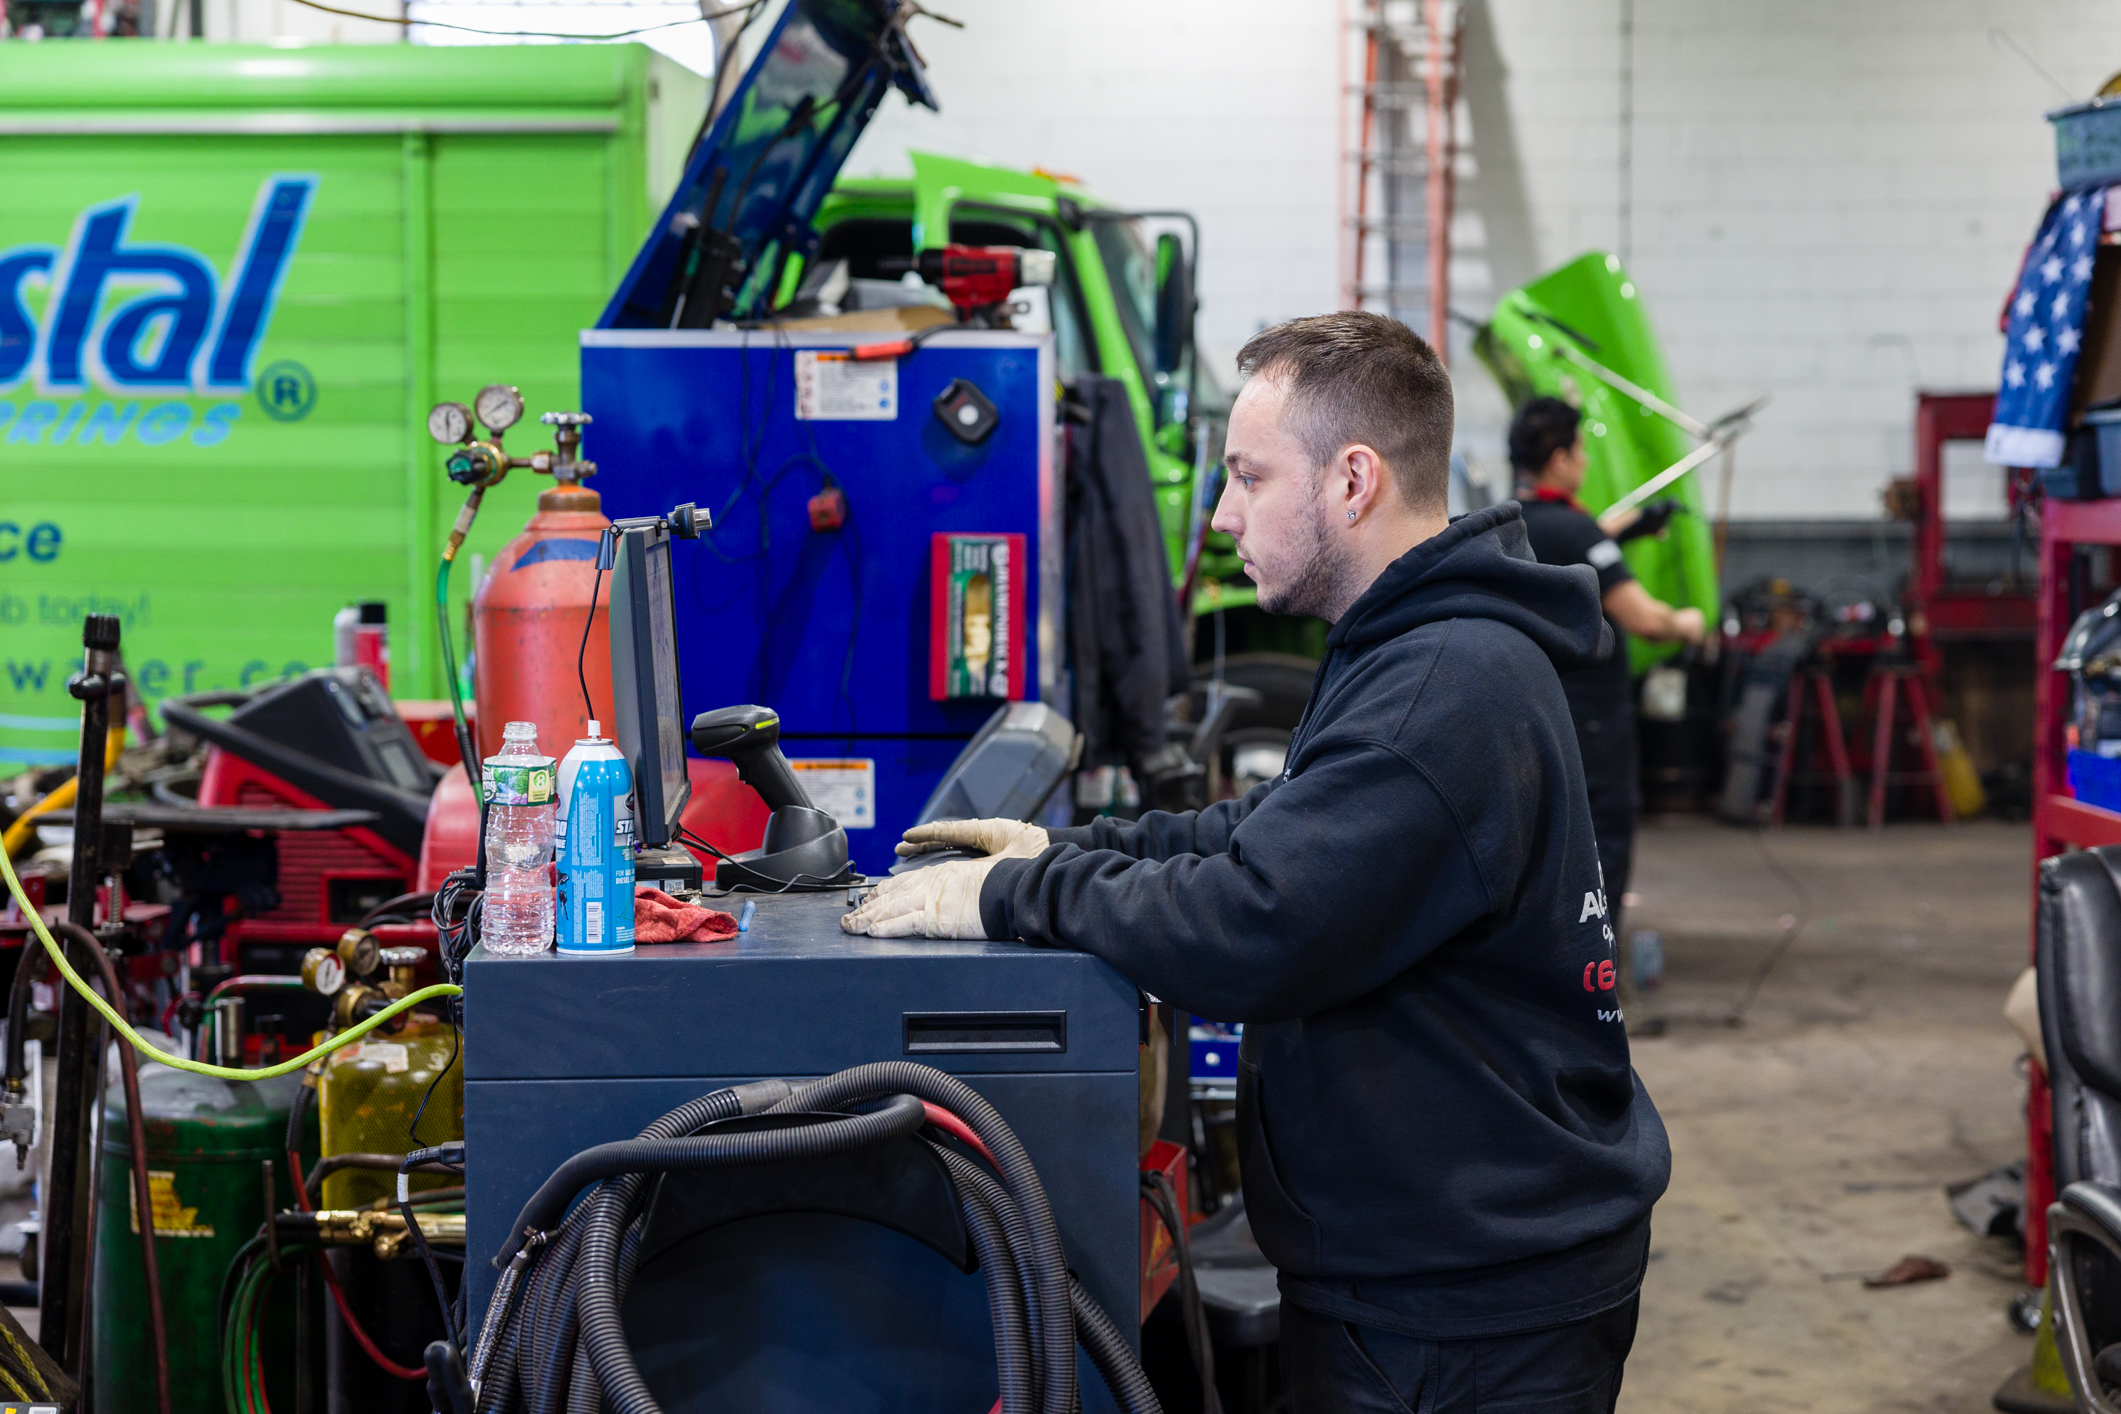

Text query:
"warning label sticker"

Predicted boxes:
[[334, 1041, 410, 1074], [795, 351, 897, 421], [131, 1170, 214, 1238], [788, 758, 876, 829]]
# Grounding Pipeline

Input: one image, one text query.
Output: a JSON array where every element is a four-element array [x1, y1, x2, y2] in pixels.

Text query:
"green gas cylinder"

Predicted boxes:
[[94, 1061, 316, 1414]]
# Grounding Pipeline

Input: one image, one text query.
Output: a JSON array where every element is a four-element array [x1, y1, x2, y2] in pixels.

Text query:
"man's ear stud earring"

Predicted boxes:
[[1347, 510, 1357, 520]]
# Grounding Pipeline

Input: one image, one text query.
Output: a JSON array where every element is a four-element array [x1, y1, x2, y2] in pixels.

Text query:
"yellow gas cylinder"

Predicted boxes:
[[318, 1014, 462, 1209], [304, 938, 464, 1210]]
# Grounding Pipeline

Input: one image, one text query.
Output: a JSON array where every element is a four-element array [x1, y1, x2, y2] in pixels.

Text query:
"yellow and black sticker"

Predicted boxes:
[[128, 1169, 214, 1239]]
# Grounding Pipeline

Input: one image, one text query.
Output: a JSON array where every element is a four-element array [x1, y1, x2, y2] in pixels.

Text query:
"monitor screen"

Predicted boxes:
[[643, 535, 687, 828], [609, 521, 693, 845]]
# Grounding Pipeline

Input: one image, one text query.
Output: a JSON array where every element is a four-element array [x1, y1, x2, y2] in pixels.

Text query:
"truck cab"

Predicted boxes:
[[814, 154, 1210, 583]]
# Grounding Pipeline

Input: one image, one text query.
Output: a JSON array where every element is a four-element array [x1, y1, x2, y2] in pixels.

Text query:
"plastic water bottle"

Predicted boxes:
[[556, 721, 636, 956], [481, 720, 556, 955]]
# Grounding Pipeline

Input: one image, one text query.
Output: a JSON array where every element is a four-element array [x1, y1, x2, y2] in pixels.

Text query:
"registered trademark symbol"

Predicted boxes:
[[254, 360, 316, 422]]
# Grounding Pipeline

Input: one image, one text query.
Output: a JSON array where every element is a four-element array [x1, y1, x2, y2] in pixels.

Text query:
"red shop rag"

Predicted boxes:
[[633, 886, 739, 944]]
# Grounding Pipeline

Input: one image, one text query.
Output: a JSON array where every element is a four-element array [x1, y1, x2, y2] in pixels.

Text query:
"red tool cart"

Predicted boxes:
[[2028, 495, 2121, 1287]]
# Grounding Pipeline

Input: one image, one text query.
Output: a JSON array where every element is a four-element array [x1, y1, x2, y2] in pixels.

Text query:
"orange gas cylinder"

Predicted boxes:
[[473, 482, 612, 761]]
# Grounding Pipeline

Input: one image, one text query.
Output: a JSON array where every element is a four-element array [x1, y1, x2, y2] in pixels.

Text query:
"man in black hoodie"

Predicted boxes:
[[844, 312, 1670, 1412]]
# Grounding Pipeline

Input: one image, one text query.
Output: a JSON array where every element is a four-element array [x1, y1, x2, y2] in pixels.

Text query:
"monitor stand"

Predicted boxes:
[[635, 842, 705, 893]]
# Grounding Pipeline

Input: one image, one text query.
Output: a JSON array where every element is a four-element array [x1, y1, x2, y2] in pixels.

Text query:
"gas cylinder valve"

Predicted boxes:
[[0, 1083, 34, 1169], [304, 931, 429, 1029], [377, 946, 425, 997]]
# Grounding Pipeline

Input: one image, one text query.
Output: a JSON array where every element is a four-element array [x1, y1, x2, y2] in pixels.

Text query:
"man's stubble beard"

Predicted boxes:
[[1257, 498, 1359, 621]]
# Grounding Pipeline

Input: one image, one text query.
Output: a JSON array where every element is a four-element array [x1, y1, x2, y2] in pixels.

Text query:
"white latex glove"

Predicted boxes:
[[895, 817, 1050, 860], [840, 859, 996, 939]]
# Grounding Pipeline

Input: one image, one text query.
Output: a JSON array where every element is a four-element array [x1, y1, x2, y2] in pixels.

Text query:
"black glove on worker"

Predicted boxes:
[[1613, 498, 1683, 543]]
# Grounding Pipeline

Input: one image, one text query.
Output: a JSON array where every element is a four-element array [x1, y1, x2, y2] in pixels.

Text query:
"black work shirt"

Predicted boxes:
[[1517, 494, 1634, 730]]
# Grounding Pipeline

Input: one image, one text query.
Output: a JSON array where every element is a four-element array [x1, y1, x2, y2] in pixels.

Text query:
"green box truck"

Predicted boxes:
[[0, 42, 705, 765]]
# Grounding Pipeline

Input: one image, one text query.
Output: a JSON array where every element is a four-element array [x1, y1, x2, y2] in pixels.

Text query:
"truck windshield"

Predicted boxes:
[[1090, 217, 1160, 395]]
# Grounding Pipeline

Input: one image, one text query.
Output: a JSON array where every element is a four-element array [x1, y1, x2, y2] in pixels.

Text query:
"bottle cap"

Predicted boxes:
[[358, 600, 387, 625]]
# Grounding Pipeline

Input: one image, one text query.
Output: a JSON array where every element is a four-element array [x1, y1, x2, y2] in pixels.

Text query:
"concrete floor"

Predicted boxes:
[[1621, 818, 2036, 1414]]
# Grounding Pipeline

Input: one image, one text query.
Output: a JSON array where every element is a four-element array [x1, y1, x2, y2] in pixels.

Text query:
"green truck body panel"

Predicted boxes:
[[1475, 252, 1721, 672], [0, 43, 704, 765]]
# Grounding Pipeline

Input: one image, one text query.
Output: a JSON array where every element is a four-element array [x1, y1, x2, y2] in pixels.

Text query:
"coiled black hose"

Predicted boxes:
[[932, 1144, 1036, 1414], [471, 1063, 1162, 1414], [770, 1062, 1081, 1414], [494, 1080, 790, 1267], [576, 1094, 930, 1414], [1072, 1275, 1165, 1414]]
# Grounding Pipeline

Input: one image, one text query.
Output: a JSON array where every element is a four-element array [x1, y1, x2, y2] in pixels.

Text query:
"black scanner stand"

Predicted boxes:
[[690, 705, 858, 892]]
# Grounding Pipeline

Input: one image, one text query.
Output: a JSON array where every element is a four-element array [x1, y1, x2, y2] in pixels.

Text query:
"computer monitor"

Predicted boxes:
[[607, 518, 691, 847]]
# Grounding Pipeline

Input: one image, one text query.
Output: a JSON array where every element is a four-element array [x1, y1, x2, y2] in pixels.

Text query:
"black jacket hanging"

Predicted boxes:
[[1063, 376, 1189, 773]]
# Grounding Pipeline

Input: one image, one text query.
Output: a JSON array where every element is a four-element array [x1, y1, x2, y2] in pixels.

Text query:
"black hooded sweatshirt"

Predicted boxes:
[[980, 503, 1671, 1339]]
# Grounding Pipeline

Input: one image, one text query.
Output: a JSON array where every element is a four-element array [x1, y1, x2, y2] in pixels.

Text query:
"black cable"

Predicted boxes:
[[357, 891, 436, 930], [283, 1070, 315, 1167], [1142, 1170, 1221, 1414], [402, 1144, 466, 1348], [513, 1095, 925, 1264], [1726, 824, 1812, 1024], [408, 1024, 461, 1147], [675, 825, 735, 862], [578, 532, 609, 725]]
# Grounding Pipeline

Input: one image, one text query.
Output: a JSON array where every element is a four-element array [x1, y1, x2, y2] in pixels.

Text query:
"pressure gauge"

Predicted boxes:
[[301, 947, 346, 997], [475, 384, 525, 434], [427, 401, 471, 445]]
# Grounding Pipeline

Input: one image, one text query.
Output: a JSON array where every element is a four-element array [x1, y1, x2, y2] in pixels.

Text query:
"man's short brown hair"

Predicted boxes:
[[1235, 312, 1454, 513]]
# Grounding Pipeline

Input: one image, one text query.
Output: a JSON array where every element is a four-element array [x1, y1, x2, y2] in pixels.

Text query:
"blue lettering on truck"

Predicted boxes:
[[0, 175, 314, 446]]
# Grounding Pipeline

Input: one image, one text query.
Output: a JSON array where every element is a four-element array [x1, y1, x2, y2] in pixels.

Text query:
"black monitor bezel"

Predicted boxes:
[[609, 520, 692, 846]]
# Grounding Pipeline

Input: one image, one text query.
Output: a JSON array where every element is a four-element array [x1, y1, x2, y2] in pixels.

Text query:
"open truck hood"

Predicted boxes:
[[1473, 252, 1721, 672], [599, 0, 936, 329]]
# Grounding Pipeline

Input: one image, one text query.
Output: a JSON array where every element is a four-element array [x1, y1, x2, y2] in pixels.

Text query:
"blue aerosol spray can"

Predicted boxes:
[[556, 720, 636, 955]]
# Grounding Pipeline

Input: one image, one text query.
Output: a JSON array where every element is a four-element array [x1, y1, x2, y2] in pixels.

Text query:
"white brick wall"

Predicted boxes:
[[849, 0, 2121, 519], [843, 0, 1343, 382], [194, 0, 2121, 517]]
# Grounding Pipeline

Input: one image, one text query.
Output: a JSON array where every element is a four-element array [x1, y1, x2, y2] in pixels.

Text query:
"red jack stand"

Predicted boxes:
[[1860, 664, 1954, 829], [1770, 667, 1858, 827]]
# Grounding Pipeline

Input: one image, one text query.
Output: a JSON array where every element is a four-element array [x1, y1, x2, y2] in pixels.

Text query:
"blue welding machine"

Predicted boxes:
[[462, 894, 1143, 1412], [585, 329, 1061, 876]]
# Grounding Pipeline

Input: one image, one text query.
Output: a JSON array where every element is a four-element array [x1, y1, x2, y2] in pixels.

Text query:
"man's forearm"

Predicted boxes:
[[1049, 782, 1272, 862]]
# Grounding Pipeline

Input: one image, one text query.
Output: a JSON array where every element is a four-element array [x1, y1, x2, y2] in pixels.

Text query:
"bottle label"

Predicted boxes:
[[484, 758, 556, 806]]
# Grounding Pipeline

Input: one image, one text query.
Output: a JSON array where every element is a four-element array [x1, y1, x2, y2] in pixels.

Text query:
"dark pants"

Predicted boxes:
[[1281, 1296, 1640, 1414], [1578, 707, 1639, 940]]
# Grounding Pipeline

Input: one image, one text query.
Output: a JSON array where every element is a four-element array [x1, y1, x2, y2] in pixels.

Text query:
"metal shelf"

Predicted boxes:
[[2039, 794, 2121, 850], [2044, 499, 2121, 544]]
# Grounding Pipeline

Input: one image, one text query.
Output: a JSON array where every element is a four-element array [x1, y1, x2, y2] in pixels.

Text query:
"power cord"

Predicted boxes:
[[578, 528, 610, 723], [1723, 824, 1813, 1025], [0, 844, 460, 1082], [399, 1143, 467, 1347]]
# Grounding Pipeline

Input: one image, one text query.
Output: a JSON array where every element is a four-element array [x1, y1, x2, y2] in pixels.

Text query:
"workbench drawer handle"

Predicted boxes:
[[903, 1011, 1067, 1054]]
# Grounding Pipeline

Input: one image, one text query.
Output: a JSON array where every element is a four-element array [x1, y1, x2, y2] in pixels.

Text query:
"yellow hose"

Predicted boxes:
[[0, 839, 462, 1082], [2, 725, 125, 859]]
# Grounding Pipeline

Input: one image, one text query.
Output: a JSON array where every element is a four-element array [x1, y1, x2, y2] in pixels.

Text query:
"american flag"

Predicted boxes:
[[1985, 189, 2104, 469]]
